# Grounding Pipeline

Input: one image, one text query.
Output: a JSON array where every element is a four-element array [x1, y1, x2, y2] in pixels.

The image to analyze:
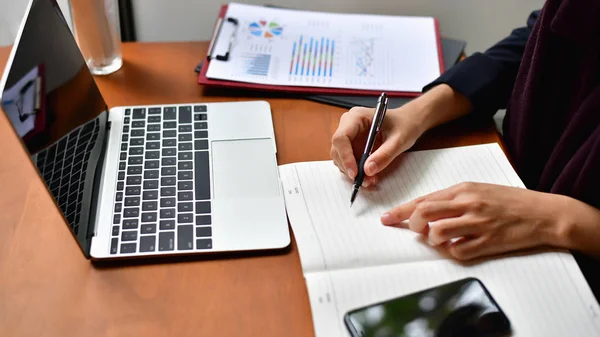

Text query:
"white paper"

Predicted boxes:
[[279, 143, 600, 337], [206, 3, 441, 93]]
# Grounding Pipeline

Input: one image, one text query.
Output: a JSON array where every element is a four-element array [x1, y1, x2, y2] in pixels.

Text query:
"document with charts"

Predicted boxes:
[[205, 3, 442, 93], [278, 143, 600, 337]]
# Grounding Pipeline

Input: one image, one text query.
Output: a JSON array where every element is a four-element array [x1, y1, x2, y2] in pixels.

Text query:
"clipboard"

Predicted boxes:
[[197, 4, 445, 97]]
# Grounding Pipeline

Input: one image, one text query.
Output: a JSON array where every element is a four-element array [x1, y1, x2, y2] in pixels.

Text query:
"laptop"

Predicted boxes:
[[0, 0, 290, 260]]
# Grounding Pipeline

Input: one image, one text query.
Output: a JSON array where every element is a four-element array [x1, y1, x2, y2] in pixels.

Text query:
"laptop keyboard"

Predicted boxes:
[[35, 118, 100, 235], [111, 105, 212, 255]]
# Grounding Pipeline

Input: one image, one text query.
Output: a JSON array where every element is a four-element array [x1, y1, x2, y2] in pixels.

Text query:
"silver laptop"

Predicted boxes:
[[0, 0, 290, 260]]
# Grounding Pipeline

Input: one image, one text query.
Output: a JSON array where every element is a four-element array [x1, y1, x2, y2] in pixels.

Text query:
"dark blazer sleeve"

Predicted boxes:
[[423, 10, 541, 118]]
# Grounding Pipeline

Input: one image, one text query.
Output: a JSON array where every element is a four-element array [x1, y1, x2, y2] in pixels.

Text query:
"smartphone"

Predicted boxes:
[[344, 277, 511, 337]]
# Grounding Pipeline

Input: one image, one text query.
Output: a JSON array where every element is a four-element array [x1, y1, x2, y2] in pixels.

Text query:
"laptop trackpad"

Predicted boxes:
[[212, 139, 280, 198]]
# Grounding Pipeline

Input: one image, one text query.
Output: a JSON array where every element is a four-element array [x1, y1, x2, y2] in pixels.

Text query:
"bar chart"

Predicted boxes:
[[288, 35, 336, 82]]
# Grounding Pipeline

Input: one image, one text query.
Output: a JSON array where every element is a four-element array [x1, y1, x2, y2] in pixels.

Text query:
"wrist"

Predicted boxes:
[[408, 84, 473, 132]]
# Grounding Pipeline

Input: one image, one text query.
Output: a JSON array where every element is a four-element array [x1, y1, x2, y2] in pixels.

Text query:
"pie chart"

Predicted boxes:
[[249, 20, 283, 38]]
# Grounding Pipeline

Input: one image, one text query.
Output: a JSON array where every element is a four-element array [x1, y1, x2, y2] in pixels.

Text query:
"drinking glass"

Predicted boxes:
[[69, 0, 123, 75]]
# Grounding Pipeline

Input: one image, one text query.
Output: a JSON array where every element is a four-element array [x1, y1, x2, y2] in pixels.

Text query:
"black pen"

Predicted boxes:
[[350, 92, 389, 207]]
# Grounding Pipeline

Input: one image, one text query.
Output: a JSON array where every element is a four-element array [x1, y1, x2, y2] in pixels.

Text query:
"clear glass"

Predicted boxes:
[[69, 0, 123, 75]]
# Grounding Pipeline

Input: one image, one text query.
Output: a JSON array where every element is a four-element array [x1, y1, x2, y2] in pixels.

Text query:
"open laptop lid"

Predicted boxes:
[[0, 0, 109, 257]]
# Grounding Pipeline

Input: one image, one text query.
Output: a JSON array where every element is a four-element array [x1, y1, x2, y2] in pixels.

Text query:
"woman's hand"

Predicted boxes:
[[330, 84, 474, 187], [380, 182, 567, 260], [330, 105, 425, 187]]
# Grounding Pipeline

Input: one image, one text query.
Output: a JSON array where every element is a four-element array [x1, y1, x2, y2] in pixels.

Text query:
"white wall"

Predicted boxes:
[[0, 0, 72, 46], [131, 0, 544, 55]]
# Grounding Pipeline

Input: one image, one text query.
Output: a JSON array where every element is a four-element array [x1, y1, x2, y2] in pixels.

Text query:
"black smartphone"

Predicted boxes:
[[344, 277, 511, 337]]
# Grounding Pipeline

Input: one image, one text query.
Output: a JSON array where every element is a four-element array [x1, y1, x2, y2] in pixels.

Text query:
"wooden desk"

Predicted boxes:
[[0, 42, 500, 337]]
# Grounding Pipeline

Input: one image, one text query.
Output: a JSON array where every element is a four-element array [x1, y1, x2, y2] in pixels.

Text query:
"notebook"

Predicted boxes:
[[278, 143, 600, 336]]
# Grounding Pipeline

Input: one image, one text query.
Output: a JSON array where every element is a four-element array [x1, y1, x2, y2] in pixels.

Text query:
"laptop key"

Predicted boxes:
[[196, 215, 211, 225], [164, 107, 176, 120], [178, 181, 193, 191], [179, 106, 192, 123], [179, 134, 192, 142], [110, 238, 118, 254], [144, 180, 159, 189], [178, 191, 193, 201], [128, 156, 143, 165], [120, 243, 136, 254], [143, 190, 158, 200], [160, 208, 175, 218], [132, 120, 145, 128], [178, 171, 193, 180], [131, 129, 144, 137], [160, 197, 175, 207], [177, 225, 193, 250], [132, 108, 146, 119], [140, 235, 156, 252], [197, 239, 212, 250], [126, 176, 142, 185], [148, 116, 161, 123], [121, 230, 137, 242], [125, 108, 131, 115], [164, 121, 176, 129], [112, 226, 120, 236], [162, 148, 176, 157], [114, 203, 123, 213], [147, 124, 160, 132], [162, 139, 176, 147], [124, 117, 130, 124], [113, 214, 121, 224], [162, 157, 176, 166], [194, 131, 208, 139], [141, 223, 157, 234], [194, 122, 208, 130], [178, 213, 193, 223], [142, 201, 158, 211], [195, 139, 208, 150], [194, 105, 207, 112], [129, 147, 143, 156], [161, 177, 176, 186], [161, 187, 176, 196], [123, 125, 130, 133], [163, 130, 176, 138], [125, 186, 141, 195], [162, 167, 176, 176], [196, 226, 212, 237], [123, 208, 139, 218], [120, 152, 127, 160], [127, 166, 142, 175], [147, 133, 160, 141], [179, 125, 192, 133], [179, 152, 192, 161], [130, 138, 144, 146], [144, 170, 159, 179], [146, 141, 160, 150], [148, 107, 161, 114], [196, 201, 211, 214], [115, 191, 123, 201], [179, 143, 192, 151], [195, 151, 210, 200], [122, 134, 129, 142], [178, 202, 193, 212], [119, 162, 126, 170], [125, 197, 140, 207], [123, 219, 138, 229], [160, 220, 175, 230], [141, 212, 157, 222], [118, 171, 125, 180], [178, 161, 192, 170], [145, 151, 160, 159], [159, 231, 175, 251], [144, 160, 159, 169]]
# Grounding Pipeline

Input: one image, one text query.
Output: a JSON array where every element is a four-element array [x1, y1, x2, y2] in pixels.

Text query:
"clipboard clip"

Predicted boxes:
[[207, 17, 239, 62]]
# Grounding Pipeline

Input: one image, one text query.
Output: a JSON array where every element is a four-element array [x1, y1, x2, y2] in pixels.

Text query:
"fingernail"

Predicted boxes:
[[362, 180, 369, 187], [381, 212, 392, 225], [348, 169, 355, 179], [367, 161, 378, 175]]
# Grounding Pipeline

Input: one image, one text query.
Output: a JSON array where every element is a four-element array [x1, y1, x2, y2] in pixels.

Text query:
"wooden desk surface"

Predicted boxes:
[[0, 42, 500, 337]]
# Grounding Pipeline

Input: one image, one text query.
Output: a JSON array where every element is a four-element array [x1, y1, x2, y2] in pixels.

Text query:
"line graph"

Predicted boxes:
[[350, 38, 375, 77]]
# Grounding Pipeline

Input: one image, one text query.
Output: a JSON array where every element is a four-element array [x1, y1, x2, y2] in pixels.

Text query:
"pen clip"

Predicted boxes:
[[375, 95, 388, 132]]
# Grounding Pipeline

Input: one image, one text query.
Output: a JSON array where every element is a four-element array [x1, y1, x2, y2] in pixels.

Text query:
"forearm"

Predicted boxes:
[[396, 83, 473, 136], [545, 194, 600, 260]]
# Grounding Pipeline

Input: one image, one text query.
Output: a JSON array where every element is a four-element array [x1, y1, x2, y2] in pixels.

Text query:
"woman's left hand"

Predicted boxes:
[[380, 182, 564, 261]]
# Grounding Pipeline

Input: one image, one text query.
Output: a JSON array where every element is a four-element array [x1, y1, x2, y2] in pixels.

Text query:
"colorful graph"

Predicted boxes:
[[289, 35, 335, 78], [351, 38, 375, 77], [241, 53, 271, 76], [248, 21, 283, 38]]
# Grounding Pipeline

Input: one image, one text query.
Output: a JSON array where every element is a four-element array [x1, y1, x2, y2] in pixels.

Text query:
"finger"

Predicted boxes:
[[428, 215, 481, 245], [331, 110, 372, 179], [330, 149, 348, 177], [446, 236, 489, 261], [380, 188, 458, 226], [363, 137, 402, 176], [408, 201, 465, 234]]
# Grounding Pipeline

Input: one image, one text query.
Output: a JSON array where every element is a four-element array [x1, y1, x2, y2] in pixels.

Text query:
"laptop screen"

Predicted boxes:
[[0, 0, 108, 255]]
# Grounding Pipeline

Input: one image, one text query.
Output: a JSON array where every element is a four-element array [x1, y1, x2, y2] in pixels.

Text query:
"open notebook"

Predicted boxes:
[[279, 143, 600, 337]]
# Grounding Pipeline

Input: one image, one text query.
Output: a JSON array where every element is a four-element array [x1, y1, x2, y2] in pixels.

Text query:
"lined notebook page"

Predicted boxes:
[[279, 143, 525, 273], [305, 251, 600, 337]]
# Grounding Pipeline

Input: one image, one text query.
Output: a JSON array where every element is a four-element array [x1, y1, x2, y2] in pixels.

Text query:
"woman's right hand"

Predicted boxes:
[[330, 103, 427, 187], [330, 84, 473, 187]]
